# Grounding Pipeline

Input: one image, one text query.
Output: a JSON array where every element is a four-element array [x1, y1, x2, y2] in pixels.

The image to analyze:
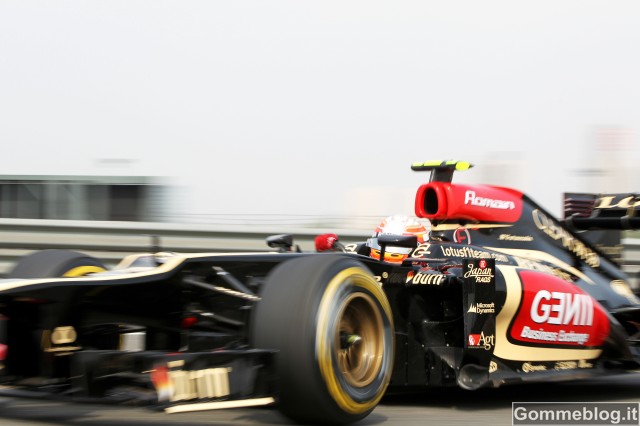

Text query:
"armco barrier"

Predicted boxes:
[[0, 218, 639, 290], [621, 238, 640, 290], [0, 218, 368, 275]]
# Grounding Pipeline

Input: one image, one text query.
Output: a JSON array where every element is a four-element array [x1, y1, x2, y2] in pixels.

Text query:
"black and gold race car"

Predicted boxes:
[[1, 161, 639, 424]]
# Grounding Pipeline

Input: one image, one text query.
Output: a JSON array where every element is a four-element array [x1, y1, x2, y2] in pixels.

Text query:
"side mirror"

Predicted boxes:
[[266, 234, 298, 253]]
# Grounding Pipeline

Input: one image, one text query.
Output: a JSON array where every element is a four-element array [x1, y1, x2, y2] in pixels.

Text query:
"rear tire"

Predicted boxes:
[[251, 254, 394, 424], [8, 249, 107, 278]]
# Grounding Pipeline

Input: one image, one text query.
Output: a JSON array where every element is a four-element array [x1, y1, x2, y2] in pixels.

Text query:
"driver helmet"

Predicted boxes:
[[366, 215, 431, 263]]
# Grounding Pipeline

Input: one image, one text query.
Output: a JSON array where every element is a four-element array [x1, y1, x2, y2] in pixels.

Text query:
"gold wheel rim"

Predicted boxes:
[[63, 265, 106, 277], [335, 292, 384, 388]]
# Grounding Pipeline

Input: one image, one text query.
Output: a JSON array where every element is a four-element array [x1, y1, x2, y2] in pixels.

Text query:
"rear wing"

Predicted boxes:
[[411, 160, 473, 183], [562, 192, 640, 265], [563, 193, 640, 230]]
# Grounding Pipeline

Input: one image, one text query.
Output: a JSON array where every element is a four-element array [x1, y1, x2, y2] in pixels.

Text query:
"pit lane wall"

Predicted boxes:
[[0, 218, 639, 291]]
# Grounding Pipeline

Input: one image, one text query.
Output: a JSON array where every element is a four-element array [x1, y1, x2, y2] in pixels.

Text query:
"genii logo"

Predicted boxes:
[[412, 243, 431, 257], [510, 270, 610, 347]]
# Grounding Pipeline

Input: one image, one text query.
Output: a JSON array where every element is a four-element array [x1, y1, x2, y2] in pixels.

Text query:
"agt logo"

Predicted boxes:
[[468, 332, 495, 350]]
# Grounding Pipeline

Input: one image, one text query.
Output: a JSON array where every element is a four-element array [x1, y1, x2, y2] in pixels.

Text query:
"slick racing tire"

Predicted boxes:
[[251, 254, 394, 424], [8, 249, 107, 278]]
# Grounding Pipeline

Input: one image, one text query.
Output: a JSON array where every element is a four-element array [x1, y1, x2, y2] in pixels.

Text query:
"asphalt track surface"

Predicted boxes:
[[0, 373, 639, 426]]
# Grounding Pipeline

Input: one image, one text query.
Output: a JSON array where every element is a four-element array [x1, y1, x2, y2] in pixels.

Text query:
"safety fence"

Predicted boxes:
[[0, 218, 639, 290], [0, 218, 369, 275]]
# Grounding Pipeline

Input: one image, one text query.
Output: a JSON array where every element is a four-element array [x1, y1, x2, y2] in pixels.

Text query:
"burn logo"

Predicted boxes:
[[406, 271, 445, 285]]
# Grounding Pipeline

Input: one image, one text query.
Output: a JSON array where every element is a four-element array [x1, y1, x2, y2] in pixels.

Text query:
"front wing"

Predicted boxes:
[[0, 348, 276, 413]]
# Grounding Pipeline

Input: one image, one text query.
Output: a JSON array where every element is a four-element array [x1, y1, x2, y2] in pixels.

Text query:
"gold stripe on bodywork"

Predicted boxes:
[[488, 248, 594, 285], [0, 252, 271, 293], [431, 224, 513, 231], [164, 397, 275, 413]]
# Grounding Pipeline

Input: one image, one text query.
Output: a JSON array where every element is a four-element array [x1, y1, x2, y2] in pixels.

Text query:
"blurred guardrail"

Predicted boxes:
[[1, 219, 640, 291], [621, 238, 640, 290], [0, 218, 370, 276]]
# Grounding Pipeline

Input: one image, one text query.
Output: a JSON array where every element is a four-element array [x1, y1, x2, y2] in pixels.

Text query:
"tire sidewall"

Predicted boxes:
[[251, 254, 394, 424], [315, 265, 394, 415], [8, 249, 106, 278]]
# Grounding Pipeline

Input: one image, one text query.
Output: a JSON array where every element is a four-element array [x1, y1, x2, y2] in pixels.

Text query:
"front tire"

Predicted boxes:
[[251, 255, 394, 424], [8, 249, 106, 278]]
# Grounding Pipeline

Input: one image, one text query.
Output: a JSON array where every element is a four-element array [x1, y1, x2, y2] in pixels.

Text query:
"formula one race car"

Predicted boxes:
[[1, 161, 640, 424]]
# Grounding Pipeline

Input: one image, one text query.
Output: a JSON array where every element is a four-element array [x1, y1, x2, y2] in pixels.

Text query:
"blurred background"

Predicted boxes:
[[1, 1, 639, 229]]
